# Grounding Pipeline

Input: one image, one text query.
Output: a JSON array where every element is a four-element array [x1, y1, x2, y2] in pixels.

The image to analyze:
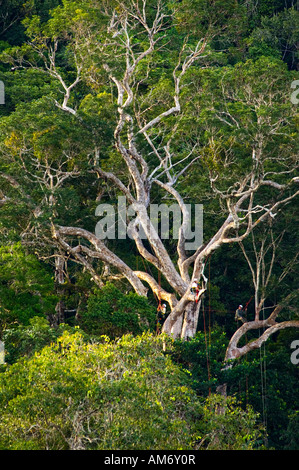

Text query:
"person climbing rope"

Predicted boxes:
[[235, 304, 247, 323]]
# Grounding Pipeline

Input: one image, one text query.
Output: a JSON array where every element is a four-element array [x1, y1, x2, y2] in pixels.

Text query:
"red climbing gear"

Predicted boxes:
[[191, 278, 201, 302]]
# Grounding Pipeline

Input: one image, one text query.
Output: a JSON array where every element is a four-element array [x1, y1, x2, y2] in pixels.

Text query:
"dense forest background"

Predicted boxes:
[[0, 0, 298, 451]]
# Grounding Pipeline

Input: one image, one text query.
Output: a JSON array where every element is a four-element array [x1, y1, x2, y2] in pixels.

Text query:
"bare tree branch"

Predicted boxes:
[[225, 290, 299, 361], [53, 225, 148, 296]]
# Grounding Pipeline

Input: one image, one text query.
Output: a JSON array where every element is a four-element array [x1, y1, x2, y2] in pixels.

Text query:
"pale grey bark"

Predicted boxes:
[[2, 1, 298, 344], [225, 291, 299, 362]]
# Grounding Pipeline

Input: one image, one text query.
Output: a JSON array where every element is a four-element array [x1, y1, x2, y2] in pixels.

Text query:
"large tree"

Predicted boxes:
[[0, 0, 298, 350]]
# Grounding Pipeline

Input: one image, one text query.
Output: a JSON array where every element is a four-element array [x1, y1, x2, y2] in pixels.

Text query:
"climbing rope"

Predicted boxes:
[[158, 270, 162, 309], [200, 255, 212, 396], [245, 295, 253, 311], [137, 255, 163, 334], [208, 255, 211, 347], [201, 293, 211, 396], [259, 304, 268, 445]]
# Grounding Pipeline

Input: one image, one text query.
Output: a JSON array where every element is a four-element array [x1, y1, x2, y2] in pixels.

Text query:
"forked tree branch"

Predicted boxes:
[[225, 290, 299, 361]]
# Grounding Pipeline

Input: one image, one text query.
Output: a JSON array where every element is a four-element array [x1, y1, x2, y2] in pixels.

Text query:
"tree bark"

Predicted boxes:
[[225, 291, 299, 362], [6, 0, 297, 344]]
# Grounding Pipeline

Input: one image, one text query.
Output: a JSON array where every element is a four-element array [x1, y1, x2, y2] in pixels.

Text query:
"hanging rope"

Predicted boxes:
[[155, 270, 164, 335], [245, 295, 254, 310], [259, 304, 268, 445], [158, 270, 162, 309], [195, 286, 200, 303], [202, 301, 211, 396], [208, 254, 211, 347], [201, 255, 212, 396], [137, 255, 162, 334]]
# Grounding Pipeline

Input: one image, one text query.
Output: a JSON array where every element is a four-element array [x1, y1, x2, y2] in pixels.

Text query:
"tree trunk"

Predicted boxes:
[[53, 255, 65, 326], [181, 301, 202, 339], [162, 298, 203, 340]]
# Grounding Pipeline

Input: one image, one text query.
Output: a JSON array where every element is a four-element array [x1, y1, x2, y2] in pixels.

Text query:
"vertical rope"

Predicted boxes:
[[245, 375, 249, 407], [259, 304, 268, 446], [202, 304, 211, 396], [158, 269, 161, 308], [205, 255, 213, 396], [208, 255, 212, 348]]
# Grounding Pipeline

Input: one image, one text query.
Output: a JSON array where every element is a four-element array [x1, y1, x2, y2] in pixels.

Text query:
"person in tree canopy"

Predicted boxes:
[[157, 303, 167, 315], [156, 303, 167, 333], [191, 278, 199, 295], [235, 305, 247, 323]]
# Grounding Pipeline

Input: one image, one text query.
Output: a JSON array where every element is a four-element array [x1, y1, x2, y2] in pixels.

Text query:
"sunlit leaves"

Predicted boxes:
[[0, 331, 262, 450]]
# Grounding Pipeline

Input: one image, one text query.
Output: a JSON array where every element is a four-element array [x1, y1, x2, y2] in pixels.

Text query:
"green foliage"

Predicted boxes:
[[81, 283, 156, 338], [0, 0, 62, 45], [0, 244, 57, 330], [0, 331, 262, 450], [172, 326, 299, 449], [198, 394, 264, 450], [2, 316, 87, 364], [253, 0, 296, 21], [0, 332, 198, 449], [171, 327, 229, 395], [248, 7, 299, 68], [281, 411, 299, 450], [174, 0, 247, 37]]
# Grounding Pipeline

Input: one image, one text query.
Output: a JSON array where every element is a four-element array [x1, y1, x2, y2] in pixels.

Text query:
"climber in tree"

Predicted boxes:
[[156, 303, 167, 334], [235, 305, 247, 323], [191, 278, 199, 295]]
